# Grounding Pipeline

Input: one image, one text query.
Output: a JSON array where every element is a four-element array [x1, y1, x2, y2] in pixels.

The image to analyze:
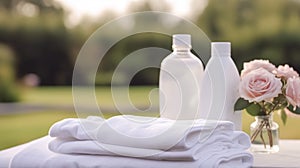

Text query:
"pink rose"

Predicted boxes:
[[274, 64, 299, 79], [239, 68, 282, 102], [286, 77, 300, 108], [241, 60, 276, 77]]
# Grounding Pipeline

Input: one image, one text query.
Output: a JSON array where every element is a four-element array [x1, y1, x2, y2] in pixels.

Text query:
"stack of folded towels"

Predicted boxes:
[[41, 115, 252, 168]]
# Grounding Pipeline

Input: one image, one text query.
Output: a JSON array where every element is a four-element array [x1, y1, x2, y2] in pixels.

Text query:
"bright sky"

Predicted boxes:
[[55, 0, 207, 27]]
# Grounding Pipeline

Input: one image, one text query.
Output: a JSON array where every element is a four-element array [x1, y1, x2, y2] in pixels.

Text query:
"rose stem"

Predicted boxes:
[[251, 120, 266, 143], [266, 122, 273, 147], [260, 128, 266, 148]]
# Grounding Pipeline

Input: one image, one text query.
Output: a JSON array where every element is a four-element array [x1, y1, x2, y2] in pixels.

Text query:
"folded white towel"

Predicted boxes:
[[10, 136, 253, 168], [49, 115, 235, 150], [49, 131, 250, 161]]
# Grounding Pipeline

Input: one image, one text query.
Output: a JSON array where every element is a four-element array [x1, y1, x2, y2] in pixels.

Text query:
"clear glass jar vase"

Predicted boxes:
[[250, 114, 279, 153]]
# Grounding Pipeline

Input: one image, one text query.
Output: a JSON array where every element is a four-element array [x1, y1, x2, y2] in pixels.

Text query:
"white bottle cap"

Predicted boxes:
[[172, 34, 191, 49], [211, 42, 231, 57]]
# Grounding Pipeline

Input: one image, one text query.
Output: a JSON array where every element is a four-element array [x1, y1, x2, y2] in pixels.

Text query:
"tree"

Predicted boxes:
[[0, 0, 73, 85], [197, 0, 300, 71], [0, 44, 20, 102]]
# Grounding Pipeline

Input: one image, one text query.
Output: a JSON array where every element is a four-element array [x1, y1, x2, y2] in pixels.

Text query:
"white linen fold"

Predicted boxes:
[[49, 131, 250, 160], [49, 115, 235, 150], [9, 136, 253, 168]]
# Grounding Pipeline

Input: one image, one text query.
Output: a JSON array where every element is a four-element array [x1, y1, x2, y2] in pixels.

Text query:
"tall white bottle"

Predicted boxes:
[[159, 34, 204, 120], [199, 42, 242, 130]]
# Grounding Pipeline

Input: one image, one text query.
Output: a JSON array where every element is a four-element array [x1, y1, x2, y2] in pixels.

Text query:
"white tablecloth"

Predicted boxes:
[[253, 140, 300, 168], [0, 138, 299, 168]]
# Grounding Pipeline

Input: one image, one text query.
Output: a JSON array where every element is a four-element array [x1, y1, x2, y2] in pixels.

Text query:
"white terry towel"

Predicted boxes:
[[49, 131, 251, 161], [10, 136, 253, 168], [49, 115, 235, 150]]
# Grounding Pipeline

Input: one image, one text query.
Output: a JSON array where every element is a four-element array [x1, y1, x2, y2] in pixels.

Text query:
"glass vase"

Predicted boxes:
[[250, 114, 279, 153]]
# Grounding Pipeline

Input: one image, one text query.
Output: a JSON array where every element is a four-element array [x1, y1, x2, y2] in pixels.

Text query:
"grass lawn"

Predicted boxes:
[[0, 86, 300, 150], [0, 111, 77, 150], [21, 86, 159, 108]]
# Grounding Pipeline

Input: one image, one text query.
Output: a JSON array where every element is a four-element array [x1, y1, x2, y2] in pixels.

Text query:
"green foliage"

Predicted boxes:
[[280, 109, 287, 125], [0, 81, 20, 102], [287, 105, 300, 115], [0, 0, 300, 86], [0, 1, 73, 85], [97, 0, 300, 85], [197, 0, 300, 71], [234, 98, 263, 116], [98, 33, 169, 85], [234, 98, 251, 111], [245, 103, 263, 116], [0, 44, 20, 102], [234, 95, 299, 124]]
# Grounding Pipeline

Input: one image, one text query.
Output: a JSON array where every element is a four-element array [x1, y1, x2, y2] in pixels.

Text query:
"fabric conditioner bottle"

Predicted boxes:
[[159, 34, 204, 120], [199, 42, 242, 130]]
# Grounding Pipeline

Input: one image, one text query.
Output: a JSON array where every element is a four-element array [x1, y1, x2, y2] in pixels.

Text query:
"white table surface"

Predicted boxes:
[[1, 138, 299, 168], [253, 140, 300, 168]]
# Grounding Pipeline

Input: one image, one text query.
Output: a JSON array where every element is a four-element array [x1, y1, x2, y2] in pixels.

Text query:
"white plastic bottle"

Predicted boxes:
[[159, 34, 204, 120], [199, 42, 242, 130]]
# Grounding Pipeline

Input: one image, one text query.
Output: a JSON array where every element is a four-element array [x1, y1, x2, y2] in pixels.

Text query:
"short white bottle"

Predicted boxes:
[[159, 34, 204, 120], [199, 42, 242, 130]]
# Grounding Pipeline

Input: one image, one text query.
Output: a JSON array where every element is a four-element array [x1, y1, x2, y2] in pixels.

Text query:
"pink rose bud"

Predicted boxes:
[[274, 64, 299, 79], [286, 77, 300, 108], [241, 59, 276, 77]]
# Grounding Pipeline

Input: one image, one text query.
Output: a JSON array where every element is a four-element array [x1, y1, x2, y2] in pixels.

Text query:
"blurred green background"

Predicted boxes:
[[0, 0, 300, 150]]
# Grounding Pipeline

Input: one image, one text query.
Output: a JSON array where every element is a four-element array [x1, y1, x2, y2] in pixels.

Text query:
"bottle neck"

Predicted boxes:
[[211, 53, 230, 57], [211, 42, 231, 57], [173, 48, 191, 55]]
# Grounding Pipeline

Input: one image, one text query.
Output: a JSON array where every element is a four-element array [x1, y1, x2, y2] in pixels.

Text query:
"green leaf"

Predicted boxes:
[[234, 98, 251, 111], [280, 109, 287, 125], [245, 103, 262, 116], [287, 105, 300, 115]]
